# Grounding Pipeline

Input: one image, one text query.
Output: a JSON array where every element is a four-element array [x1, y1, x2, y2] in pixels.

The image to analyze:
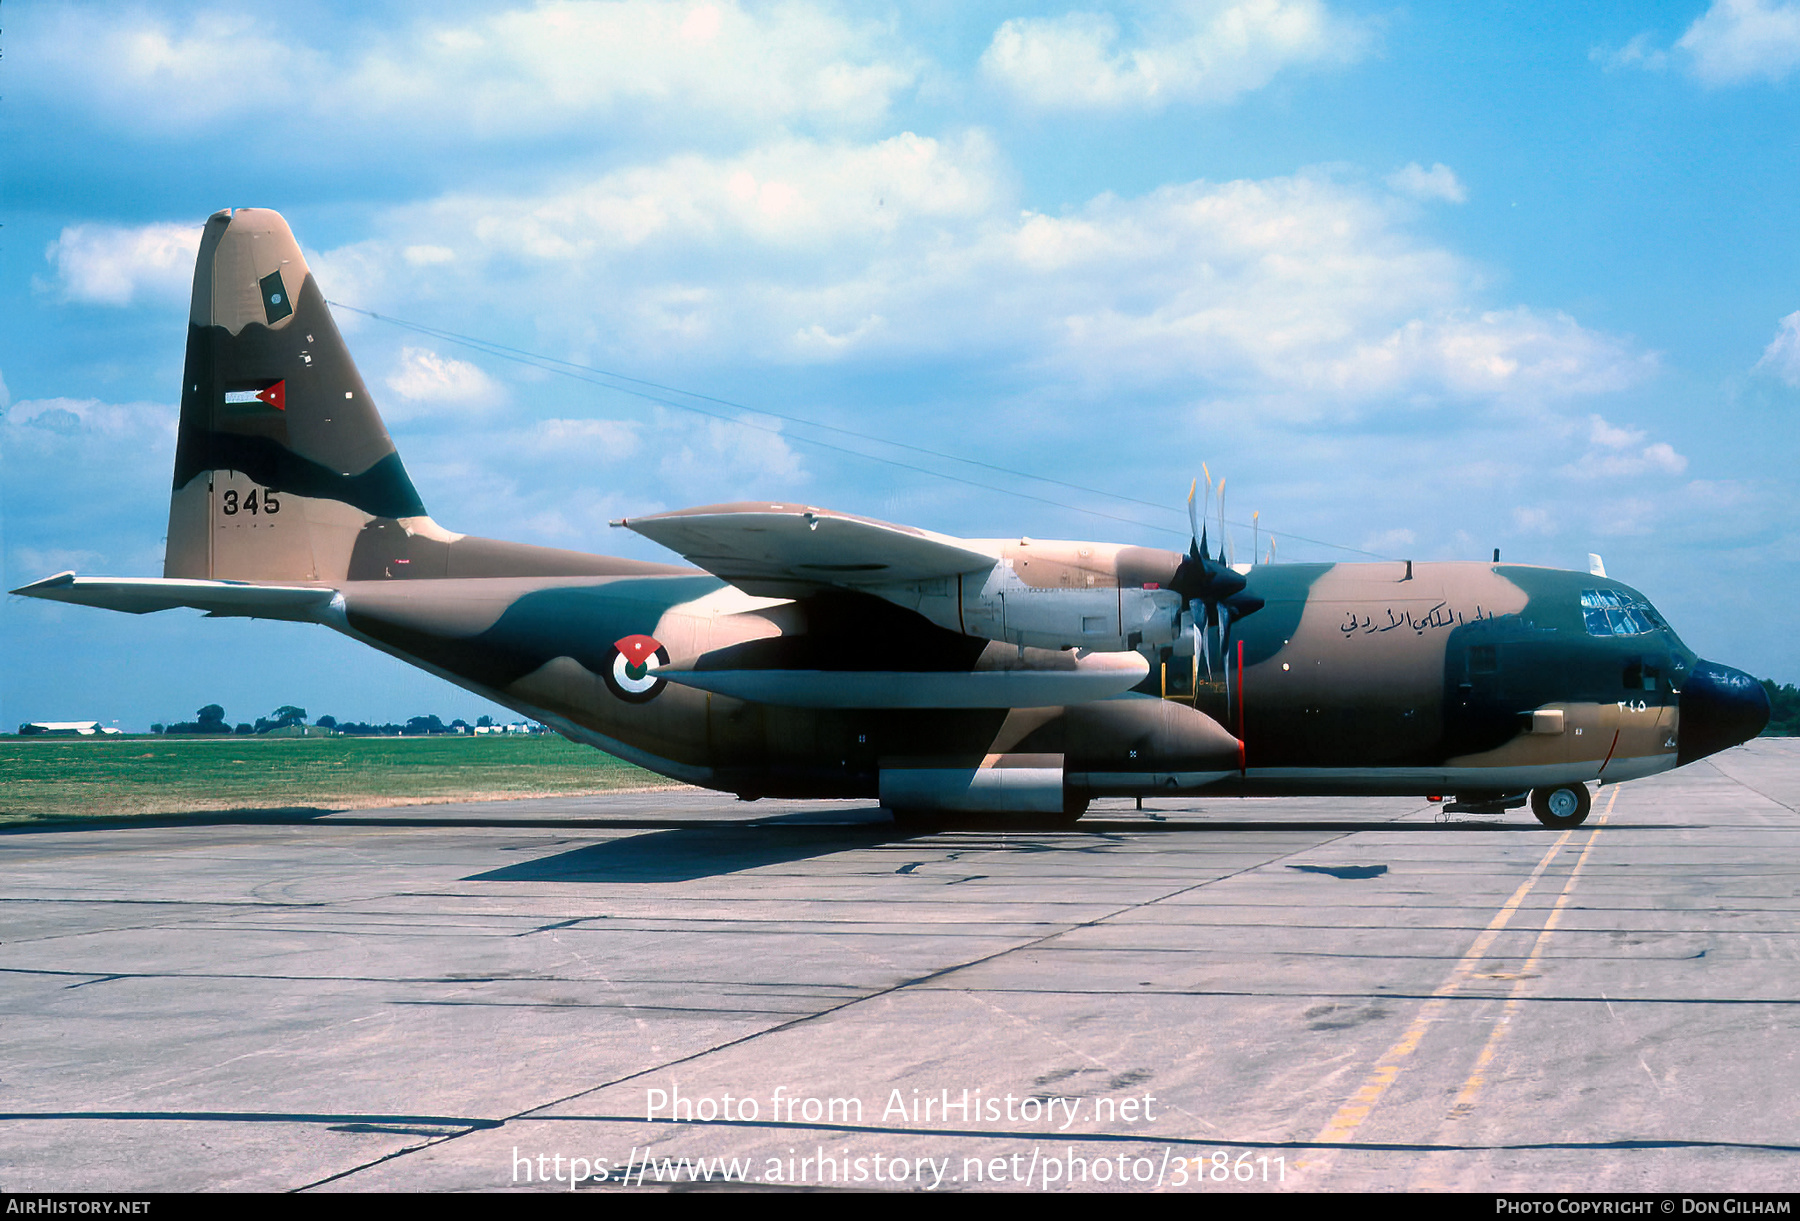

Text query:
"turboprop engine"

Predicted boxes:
[[919, 543, 1188, 652]]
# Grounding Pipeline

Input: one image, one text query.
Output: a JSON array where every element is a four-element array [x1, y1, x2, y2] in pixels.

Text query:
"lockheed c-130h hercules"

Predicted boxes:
[[14, 208, 1772, 827]]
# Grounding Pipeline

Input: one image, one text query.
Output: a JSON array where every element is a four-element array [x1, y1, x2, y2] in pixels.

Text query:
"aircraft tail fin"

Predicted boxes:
[[165, 207, 445, 582]]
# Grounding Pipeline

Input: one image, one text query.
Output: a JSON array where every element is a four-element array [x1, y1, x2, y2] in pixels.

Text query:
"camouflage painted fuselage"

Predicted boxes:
[[327, 545, 1723, 802]]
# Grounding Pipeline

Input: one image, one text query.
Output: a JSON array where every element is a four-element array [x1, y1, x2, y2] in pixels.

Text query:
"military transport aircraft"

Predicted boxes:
[[13, 208, 1771, 827]]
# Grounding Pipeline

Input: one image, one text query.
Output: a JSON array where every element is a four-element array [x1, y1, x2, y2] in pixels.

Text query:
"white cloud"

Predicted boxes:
[[395, 407, 802, 549], [1360, 527, 1416, 554], [10, 546, 112, 578], [1588, 415, 1642, 449], [451, 130, 1003, 263], [1385, 162, 1467, 204], [1681, 478, 1755, 510], [794, 314, 887, 352], [1596, 2, 1800, 85], [981, 0, 1368, 111], [976, 180, 1645, 408], [1590, 495, 1659, 536], [1592, 31, 1669, 73], [7, 396, 178, 441], [383, 347, 505, 419], [1512, 506, 1556, 535], [656, 412, 805, 498], [514, 488, 647, 546], [43, 223, 202, 306], [38, 11, 309, 129], [327, 152, 1647, 419], [528, 418, 643, 459], [1755, 310, 1800, 384], [3, 398, 181, 578], [402, 245, 456, 267], [1558, 415, 1689, 478], [1677, 0, 1800, 85], [36, 1, 916, 139]]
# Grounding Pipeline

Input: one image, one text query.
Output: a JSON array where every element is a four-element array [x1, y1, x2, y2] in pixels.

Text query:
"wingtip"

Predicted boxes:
[[10, 571, 77, 597]]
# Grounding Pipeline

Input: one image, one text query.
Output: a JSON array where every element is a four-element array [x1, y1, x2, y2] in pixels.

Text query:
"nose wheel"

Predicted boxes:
[[1530, 783, 1592, 828]]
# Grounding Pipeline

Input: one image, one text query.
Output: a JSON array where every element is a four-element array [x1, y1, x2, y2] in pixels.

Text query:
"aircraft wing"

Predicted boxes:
[[11, 573, 337, 622], [614, 502, 996, 597]]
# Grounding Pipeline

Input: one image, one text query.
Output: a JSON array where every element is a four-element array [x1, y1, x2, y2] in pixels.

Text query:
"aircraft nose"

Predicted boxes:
[[1677, 660, 1770, 766]]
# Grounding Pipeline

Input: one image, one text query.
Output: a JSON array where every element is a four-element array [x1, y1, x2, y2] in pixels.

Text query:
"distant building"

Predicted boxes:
[[261, 723, 338, 737], [19, 721, 123, 736]]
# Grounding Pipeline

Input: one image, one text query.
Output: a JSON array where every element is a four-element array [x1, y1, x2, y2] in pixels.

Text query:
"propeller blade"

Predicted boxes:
[[1170, 474, 1257, 680], [1190, 600, 1211, 682], [1217, 477, 1228, 565], [1221, 605, 1232, 708]]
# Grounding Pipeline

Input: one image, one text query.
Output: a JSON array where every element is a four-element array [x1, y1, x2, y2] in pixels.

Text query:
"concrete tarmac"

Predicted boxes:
[[2, 740, 1797, 1193]]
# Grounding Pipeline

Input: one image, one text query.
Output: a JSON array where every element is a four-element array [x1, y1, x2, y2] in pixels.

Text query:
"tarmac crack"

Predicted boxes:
[[295, 822, 1373, 1191]]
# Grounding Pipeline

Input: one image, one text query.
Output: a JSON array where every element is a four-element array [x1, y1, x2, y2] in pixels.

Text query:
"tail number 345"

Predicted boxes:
[[222, 488, 281, 515]]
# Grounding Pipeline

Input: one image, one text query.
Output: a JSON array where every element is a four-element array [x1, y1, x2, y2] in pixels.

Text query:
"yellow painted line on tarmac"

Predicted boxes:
[[1446, 786, 1617, 1119], [1310, 806, 1594, 1147]]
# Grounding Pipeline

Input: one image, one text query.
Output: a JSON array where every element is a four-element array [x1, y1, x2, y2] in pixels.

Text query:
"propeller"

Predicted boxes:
[[1168, 472, 1265, 690]]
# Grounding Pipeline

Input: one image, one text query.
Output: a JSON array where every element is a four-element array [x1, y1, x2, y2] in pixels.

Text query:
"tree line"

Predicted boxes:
[[1765, 681, 1800, 737], [153, 706, 515, 736]]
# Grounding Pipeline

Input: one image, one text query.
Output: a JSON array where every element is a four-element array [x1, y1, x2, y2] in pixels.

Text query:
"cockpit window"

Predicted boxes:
[[1580, 590, 1662, 637]]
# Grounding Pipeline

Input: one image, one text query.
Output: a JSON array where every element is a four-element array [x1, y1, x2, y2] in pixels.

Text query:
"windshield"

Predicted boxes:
[[1579, 588, 1663, 638]]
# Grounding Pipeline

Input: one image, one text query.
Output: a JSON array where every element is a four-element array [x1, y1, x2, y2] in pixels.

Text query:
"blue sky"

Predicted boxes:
[[4, 0, 1798, 731]]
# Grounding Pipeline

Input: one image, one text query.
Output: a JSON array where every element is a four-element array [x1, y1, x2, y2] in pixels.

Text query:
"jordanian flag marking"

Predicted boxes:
[[224, 382, 286, 411]]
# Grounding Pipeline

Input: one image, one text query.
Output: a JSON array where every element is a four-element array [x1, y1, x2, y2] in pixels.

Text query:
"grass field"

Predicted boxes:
[[0, 733, 678, 824]]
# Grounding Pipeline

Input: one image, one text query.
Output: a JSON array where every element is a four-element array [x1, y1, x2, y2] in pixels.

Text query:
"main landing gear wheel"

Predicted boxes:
[[1530, 783, 1592, 828]]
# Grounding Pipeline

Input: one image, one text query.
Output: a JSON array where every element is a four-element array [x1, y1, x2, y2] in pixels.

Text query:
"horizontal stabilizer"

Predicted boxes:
[[659, 652, 1148, 708], [616, 502, 994, 597], [11, 573, 336, 621]]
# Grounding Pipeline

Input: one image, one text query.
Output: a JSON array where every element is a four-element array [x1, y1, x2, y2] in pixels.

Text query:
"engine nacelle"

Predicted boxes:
[[863, 540, 1189, 651], [977, 586, 1182, 651]]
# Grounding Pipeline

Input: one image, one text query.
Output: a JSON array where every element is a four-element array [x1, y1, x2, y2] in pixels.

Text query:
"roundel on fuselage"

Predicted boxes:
[[604, 634, 670, 703]]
